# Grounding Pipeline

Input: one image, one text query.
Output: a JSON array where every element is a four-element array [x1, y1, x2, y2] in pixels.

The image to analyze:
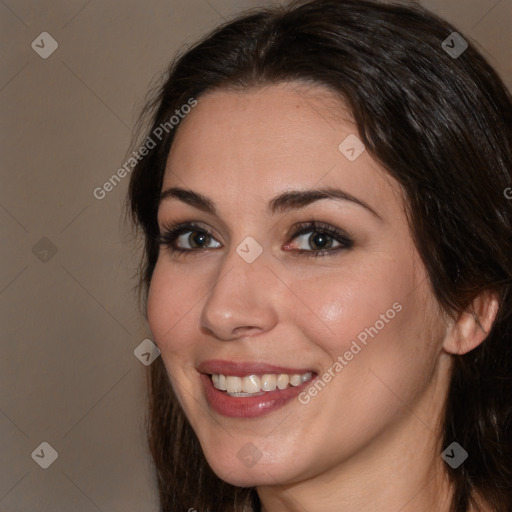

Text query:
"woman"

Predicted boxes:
[[127, 0, 512, 510]]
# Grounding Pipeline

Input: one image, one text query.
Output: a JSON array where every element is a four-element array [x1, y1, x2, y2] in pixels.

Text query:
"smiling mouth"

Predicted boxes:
[[209, 372, 314, 397]]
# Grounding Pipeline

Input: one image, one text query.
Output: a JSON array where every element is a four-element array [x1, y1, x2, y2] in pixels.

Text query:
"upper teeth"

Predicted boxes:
[[212, 372, 313, 394]]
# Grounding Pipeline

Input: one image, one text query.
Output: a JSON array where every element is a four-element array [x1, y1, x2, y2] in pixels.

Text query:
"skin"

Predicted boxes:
[[147, 82, 496, 511]]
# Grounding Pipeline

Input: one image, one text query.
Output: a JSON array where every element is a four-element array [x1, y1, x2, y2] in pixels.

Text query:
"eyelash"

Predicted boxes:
[[156, 220, 354, 259]]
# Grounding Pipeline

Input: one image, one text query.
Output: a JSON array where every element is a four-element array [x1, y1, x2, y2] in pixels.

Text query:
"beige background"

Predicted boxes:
[[1, 1, 510, 511]]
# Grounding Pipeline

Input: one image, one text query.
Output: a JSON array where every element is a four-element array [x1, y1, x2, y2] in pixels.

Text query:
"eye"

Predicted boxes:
[[292, 229, 340, 251], [174, 229, 220, 250], [157, 220, 353, 258], [285, 221, 353, 258], [157, 221, 221, 253]]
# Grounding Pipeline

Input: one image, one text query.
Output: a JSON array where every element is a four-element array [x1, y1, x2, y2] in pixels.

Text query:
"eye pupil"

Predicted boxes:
[[309, 232, 332, 250], [190, 231, 208, 248]]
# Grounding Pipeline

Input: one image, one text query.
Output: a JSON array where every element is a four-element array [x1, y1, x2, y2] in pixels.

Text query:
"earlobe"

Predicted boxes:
[[443, 291, 500, 355]]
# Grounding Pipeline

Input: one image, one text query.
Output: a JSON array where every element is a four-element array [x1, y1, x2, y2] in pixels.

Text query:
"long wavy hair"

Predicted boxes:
[[126, 0, 512, 510]]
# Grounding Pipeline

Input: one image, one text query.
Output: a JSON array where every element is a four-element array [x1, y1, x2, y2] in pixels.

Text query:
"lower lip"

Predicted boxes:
[[200, 373, 316, 418]]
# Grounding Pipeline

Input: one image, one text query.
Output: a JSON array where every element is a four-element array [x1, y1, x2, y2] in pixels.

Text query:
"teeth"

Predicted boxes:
[[276, 374, 289, 389], [290, 374, 302, 386], [261, 374, 277, 391], [211, 371, 313, 395], [301, 372, 312, 382], [226, 376, 242, 394], [228, 391, 265, 397], [242, 375, 260, 393]]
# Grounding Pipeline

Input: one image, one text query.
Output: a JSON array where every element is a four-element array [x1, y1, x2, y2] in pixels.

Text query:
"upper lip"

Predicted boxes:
[[197, 359, 316, 377]]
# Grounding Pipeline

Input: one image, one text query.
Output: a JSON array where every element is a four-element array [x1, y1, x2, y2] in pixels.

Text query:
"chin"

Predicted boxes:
[[202, 446, 307, 488], [210, 463, 285, 488]]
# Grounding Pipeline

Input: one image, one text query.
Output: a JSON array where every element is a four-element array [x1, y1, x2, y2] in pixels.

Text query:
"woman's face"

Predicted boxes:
[[147, 83, 450, 488]]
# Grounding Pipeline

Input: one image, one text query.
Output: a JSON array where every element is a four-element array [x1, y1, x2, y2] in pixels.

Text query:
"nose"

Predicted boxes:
[[199, 244, 279, 341]]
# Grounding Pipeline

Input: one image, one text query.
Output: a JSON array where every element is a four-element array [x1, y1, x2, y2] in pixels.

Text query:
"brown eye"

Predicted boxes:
[[157, 222, 222, 253], [307, 231, 336, 250], [286, 221, 354, 257], [186, 231, 211, 248]]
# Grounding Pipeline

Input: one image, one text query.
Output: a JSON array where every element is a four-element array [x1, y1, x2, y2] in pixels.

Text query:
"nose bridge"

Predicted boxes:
[[199, 236, 277, 340]]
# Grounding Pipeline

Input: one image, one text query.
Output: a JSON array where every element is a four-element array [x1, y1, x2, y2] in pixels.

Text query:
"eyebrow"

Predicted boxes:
[[159, 185, 382, 219]]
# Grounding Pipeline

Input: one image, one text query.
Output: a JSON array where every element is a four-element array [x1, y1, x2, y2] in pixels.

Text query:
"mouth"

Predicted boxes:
[[211, 371, 313, 397], [198, 360, 318, 418]]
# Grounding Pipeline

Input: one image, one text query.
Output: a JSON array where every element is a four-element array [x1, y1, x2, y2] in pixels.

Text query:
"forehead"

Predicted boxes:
[[162, 82, 400, 218]]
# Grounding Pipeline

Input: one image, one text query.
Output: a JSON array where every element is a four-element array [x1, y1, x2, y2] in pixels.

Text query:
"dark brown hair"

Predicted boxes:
[[127, 0, 512, 510]]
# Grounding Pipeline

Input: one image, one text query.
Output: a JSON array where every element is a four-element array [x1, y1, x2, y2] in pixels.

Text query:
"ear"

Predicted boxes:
[[443, 291, 500, 355]]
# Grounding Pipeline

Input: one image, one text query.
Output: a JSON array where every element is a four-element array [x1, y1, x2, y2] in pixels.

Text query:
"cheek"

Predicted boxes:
[[146, 261, 197, 356], [295, 259, 414, 357], [292, 250, 441, 402], [146, 263, 203, 410], [313, 272, 441, 412]]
